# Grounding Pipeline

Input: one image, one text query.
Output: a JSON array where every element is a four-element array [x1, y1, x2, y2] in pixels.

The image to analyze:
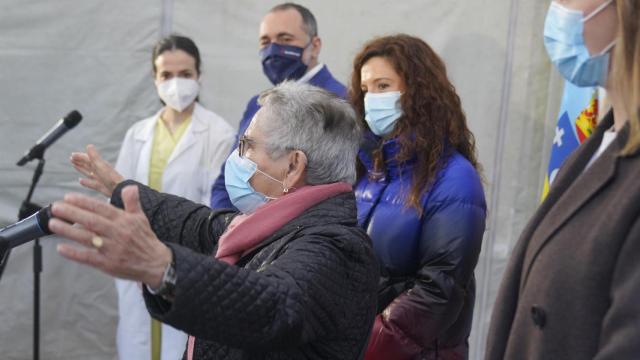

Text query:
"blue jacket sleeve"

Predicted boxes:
[[209, 95, 261, 209], [210, 160, 234, 209]]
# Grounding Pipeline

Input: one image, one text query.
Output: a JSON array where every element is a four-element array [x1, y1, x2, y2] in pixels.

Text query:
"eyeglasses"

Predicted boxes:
[[238, 135, 298, 158], [238, 135, 256, 158]]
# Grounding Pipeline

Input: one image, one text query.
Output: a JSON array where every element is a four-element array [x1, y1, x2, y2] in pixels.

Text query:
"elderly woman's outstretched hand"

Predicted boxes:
[[71, 144, 124, 197], [49, 185, 172, 288]]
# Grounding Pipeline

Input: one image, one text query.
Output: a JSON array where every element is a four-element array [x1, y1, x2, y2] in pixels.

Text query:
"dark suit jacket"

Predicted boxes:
[[485, 111, 640, 359]]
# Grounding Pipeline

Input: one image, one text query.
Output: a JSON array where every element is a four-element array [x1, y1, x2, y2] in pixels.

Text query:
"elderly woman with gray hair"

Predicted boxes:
[[48, 82, 378, 360]]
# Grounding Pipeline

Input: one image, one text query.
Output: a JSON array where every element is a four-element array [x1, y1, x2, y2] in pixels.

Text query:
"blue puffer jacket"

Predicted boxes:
[[355, 136, 486, 360]]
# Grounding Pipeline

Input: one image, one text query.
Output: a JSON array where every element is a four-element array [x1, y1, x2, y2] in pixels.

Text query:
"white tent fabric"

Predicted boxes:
[[0, 1, 560, 359]]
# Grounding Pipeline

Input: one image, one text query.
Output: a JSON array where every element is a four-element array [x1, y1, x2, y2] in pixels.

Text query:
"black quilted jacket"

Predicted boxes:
[[110, 180, 379, 360]]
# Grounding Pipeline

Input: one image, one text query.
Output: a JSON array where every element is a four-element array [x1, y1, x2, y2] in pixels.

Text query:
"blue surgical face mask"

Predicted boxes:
[[224, 151, 285, 214], [364, 91, 403, 136], [260, 43, 309, 85], [543, 0, 616, 87]]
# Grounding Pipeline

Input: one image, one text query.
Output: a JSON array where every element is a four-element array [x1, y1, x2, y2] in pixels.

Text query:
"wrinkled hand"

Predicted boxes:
[[71, 144, 124, 197], [49, 185, 171, 288]]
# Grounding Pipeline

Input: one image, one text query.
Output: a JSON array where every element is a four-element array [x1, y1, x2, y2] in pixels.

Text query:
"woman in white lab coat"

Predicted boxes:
[[113, 35, 235, 360]]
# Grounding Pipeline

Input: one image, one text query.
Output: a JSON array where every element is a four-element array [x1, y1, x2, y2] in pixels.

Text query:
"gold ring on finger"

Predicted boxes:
[[91, 235, 104, 249]]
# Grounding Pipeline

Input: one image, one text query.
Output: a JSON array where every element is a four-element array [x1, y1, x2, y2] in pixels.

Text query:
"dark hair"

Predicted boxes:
[[269, 3, 318, 38], [349, 34, 481, 213], [151, 34, 201, 75]]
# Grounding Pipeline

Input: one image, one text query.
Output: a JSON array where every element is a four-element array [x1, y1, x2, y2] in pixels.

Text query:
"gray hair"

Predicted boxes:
[[257, 81, 361, 185], [269, 3, 318, 38]]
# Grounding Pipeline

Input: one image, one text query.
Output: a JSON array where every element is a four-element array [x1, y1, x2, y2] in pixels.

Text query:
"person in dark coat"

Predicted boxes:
[[349, 34, 487, 359], [486, 1, 640, 359], [49, 82, 378, 360]]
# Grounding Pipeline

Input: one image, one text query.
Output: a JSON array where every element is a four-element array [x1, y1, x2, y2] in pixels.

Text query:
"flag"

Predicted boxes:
[[541, 81, 599, 200]]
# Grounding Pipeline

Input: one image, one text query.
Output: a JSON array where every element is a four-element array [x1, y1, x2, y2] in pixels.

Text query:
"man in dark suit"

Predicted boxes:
[[210, 3, 347, 209]]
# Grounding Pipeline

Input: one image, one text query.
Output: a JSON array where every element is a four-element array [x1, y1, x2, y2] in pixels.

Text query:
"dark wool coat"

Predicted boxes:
[[486, 112, 640, 359]]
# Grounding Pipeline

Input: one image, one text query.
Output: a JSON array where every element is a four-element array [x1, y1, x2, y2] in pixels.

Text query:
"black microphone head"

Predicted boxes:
[[36, 205, 53, 236], [63, 110, 82, 128]]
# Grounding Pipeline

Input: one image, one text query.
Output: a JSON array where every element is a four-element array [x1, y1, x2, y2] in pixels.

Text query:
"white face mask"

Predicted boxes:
[[156, 77, 200, 112]]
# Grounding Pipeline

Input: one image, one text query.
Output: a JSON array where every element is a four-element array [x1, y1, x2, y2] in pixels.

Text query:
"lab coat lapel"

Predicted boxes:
[[133, 110, 161, 185], [167, 103, 206, 165]]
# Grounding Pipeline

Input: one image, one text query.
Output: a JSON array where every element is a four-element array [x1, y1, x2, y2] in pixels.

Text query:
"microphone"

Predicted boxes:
[[17, 110, 83, 166], [0, 206, 53, 250]]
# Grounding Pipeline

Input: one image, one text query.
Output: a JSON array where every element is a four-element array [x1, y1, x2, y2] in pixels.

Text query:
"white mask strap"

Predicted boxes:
[[599, 40, 617, 55], [582, 0, 614, 23], [256, 168, 282, 184], [256, 168, 291, 194]]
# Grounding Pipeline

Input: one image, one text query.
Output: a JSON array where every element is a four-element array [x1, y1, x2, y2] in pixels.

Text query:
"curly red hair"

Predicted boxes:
[[349, 34, 481, 213]]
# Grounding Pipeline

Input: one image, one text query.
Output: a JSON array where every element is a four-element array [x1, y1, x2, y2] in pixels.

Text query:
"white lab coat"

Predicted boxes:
[[114, 102, 235, 360]]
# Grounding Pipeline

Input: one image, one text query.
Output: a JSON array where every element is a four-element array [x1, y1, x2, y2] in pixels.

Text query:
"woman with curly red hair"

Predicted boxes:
[[350, 34, 487, 359]]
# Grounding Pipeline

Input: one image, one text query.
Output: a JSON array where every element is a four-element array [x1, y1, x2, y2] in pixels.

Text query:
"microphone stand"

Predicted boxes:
[[0, 236, 9, 279], [2, 111, 81, 360], [0, 158, 45, 278], [4, 154, 46, 360]]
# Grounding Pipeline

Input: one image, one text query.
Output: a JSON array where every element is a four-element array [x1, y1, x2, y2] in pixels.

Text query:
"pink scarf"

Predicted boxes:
[[187, 182, 352, 359]]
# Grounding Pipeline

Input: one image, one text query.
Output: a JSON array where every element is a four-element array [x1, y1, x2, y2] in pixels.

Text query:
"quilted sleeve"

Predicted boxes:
[[144, 231, 377, 351], [110, 180, 235, 253]]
